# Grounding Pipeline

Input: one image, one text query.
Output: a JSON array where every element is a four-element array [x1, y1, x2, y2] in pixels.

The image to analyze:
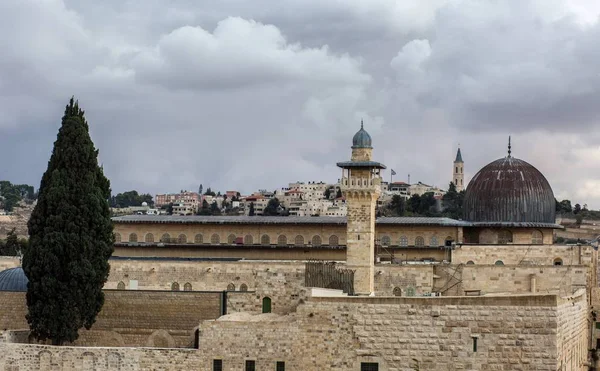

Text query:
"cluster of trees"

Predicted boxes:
[[384, 182, 465, 218], [0, 181, 36, 211], [109, 190, 153, 208], [0, 228, 28, 256]]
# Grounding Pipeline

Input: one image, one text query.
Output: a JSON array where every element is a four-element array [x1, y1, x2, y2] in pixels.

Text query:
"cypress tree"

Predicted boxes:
[[23, 97, 114, 345]]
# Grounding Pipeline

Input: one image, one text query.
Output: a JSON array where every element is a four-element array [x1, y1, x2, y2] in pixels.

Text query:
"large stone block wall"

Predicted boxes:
[[373, 265, 435, 296], [0, 292, 27, 331], [461, 265, 588, 296], [0, 342, 204, 370], [197, 294, 585, 371], [453, 244, 595, 266], [0, 290, 222, 348], [556, 292, 589, 370]]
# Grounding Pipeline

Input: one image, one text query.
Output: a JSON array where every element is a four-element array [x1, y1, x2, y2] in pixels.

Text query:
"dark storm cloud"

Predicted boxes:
[[2, 0, 600, 207]]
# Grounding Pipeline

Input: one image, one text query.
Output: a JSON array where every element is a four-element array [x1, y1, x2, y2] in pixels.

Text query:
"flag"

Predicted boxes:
[[391, 169, 396, 176]]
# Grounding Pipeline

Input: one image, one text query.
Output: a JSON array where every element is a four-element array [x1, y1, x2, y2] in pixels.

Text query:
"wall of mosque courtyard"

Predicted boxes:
[[0, 290, 589, 371]]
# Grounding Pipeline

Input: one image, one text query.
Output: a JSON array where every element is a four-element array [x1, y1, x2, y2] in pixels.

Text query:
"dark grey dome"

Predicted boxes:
[[463, 156, 555, 223], [0, 267, 28, 292], [352, 121, 372, 149]]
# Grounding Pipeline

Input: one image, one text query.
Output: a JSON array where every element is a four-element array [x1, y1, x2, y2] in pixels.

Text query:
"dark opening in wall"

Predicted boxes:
[[361, 362, 379, 371]]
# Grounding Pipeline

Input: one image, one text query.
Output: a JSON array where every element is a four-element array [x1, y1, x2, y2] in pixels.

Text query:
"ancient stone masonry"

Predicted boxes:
[[196, 291, 588, 371]]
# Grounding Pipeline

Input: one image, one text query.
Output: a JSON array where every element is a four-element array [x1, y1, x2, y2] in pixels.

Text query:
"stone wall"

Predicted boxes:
[[0, 290, 223, 348], [452, 244, 595, 266], [0, 292, 27, 330], [556, 292, 589, 370], [0, 341, 204, 370], [197, 293, 587, 371], [105, 259, 307, 315], [460, 265, 588, 296]]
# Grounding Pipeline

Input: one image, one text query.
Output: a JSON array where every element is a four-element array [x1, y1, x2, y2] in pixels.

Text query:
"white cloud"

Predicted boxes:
[[130, 17, 370, 90]]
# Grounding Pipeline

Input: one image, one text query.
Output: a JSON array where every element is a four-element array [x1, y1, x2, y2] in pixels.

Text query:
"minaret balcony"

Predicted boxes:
[[341, 177, 381, 188]]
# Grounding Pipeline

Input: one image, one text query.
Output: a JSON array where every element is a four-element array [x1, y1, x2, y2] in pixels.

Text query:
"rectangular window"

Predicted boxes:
[[276, 361, 285, 371], [245, 360, 256, 371], [596, 322, 600, 329], [213, 359, 222, 371], [361, 363, 379, 371], [472, 337, 478, 352]]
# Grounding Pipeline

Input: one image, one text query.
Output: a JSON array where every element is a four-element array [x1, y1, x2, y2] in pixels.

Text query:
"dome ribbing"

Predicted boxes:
[[463, 156, 555, 223]]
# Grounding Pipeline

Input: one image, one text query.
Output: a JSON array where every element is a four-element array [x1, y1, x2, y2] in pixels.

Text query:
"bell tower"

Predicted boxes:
[[453, 146, 464, 192], [337, 121, 385, 295]]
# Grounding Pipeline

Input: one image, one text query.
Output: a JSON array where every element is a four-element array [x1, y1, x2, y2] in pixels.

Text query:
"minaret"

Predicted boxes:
[[337, 120, 385, 295], [453, 146, 464, 192]]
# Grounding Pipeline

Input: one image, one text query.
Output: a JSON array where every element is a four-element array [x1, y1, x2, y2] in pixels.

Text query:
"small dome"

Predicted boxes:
[[463, 156, 555, 223], [352, 121, 372, 149], [142, 202, 148, 207], [0, 267, 28, 292]]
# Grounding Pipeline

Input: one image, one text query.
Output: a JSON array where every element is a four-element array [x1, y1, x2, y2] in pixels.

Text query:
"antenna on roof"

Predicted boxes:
[[508, 136, 512, 157]]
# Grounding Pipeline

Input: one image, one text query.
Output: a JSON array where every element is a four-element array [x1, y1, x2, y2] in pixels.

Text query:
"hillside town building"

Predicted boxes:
[[0, 123, 597, 370]]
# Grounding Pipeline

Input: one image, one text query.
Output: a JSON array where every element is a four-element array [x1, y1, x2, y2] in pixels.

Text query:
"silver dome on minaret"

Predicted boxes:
[[352, 120, 372, 149]]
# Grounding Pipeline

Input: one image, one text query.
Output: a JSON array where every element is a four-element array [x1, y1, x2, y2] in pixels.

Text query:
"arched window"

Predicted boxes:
[[532, 230, 543, 245], [262, 297, 272, 313], [312, 235, 322, 246], [128, 233, 138, 243], [240, 284, 248, 292], [178, 234, 187, 244], [498, 230, 513, 244], [244, 235, 253, 245], [227, 283, 235, 291], [145, 233, 154, 243], [194, 234, 203, 244], [171, 282, 180, 291], [399, 236, 408, 247], [329, 235, 339, 246], [261, 234, 270, 245], [466, 260, 475, 265], [114, 233, 121, 243], [415, 236, 425, 247], [211, 234, 220, 244], [160, 233, 171, 243], [445, 236, 454, 247], [184, 283, 192, 291], [117, 281, 125, 290], [494, 260, 504, 266], [380, 235, 391, 246], [277, 235, 287, 246], [430, 236, 439, 247], [554, 258, 563, 266], [393, 287, 402, 296], [227, 234, 236, 244], [295, 235, 304, 246]]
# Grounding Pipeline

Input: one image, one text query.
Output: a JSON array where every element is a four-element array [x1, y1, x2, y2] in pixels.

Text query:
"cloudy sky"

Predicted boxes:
[[2, 0, 600, 207]]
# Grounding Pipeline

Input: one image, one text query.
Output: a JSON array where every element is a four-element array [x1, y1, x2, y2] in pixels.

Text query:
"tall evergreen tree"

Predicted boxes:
[[23, 98, 114, 345]]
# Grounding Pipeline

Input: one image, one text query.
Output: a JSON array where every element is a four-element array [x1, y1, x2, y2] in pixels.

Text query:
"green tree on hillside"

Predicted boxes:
[[442, 182, 465, 219], [388, 195, 406, 216], [263, 198, 282, 216], [110, 191, 153, 208], [23, 98, 114, 345]]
